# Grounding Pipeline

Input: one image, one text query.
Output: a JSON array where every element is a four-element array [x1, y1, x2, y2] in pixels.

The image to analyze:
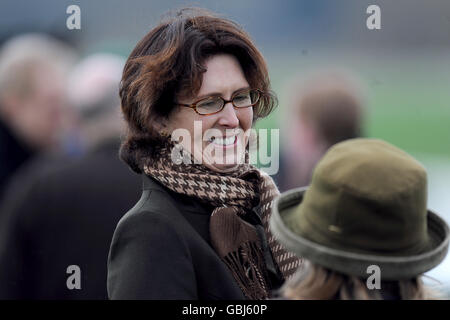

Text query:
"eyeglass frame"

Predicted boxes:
[[174, 88, 262, 116]]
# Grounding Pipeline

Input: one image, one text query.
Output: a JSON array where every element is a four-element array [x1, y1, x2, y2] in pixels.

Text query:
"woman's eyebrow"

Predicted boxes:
[[195, 86, 251, 100]]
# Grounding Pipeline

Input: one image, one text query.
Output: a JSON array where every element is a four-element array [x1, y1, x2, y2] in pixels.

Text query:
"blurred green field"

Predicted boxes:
[[366, 85, 450, 156], [254, 50, 450, 159]]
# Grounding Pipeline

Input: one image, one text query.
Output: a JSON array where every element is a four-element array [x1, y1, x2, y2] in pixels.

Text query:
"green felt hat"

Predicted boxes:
[[270, 138, 449, 280]]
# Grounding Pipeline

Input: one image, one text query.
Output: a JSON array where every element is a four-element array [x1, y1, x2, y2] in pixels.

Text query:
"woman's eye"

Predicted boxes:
[[199, 101, 217, 108], [234, 94, 251, 104]]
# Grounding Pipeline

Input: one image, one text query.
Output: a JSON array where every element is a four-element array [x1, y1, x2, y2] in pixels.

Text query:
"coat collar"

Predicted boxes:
[[142, 174, 214, 215]]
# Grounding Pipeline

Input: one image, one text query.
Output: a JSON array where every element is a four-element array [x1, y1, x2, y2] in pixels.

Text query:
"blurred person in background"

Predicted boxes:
[[273, 71, 365, 192], [0, 33, 75, 200], [0, 53, 141, 299], [270, 138, 449, 300]]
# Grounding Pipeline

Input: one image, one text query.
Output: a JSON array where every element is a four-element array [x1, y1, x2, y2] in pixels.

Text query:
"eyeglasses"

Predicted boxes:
[[175, 88, 261, 115]]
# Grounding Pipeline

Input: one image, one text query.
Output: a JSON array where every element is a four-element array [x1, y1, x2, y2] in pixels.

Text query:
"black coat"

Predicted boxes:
[[0, 118, 33, 200], [108, 175, 283, 300], [0, 139, 141, 299]]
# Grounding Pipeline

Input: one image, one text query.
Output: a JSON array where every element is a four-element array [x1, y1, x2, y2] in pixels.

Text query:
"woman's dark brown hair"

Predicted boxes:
[[119, 7, 277, 173]]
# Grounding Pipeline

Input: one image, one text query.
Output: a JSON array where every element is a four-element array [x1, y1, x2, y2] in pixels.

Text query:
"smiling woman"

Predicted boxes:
[[166, 54, 254, 172], [107, 7, 301, 300]]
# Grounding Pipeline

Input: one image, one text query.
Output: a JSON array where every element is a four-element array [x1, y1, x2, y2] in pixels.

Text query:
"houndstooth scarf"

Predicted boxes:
[[142, 142, 301, 299]]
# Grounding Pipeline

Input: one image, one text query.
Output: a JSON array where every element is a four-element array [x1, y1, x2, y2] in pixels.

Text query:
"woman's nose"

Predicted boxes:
[[217, 102, 239, 127]]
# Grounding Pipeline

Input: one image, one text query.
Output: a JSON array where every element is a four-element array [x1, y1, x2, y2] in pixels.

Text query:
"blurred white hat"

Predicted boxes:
[[67, 53, 125, 117]]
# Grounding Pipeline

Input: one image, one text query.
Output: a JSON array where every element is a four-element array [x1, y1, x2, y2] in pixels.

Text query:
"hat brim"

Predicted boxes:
[[270, 187, 450, 280]]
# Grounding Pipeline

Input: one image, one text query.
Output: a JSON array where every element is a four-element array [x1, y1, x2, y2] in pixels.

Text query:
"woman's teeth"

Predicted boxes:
[[211, 136, 236, 146]]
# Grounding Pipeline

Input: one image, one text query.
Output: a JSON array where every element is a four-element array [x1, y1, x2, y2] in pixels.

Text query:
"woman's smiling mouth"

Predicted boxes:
[[209, 135, 238, 147]]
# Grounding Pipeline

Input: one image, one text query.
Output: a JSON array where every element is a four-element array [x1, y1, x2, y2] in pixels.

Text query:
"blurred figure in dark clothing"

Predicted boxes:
[[0, 54, 141, 299], [273, 71, 366, 192], [0, 34, 75, 199]]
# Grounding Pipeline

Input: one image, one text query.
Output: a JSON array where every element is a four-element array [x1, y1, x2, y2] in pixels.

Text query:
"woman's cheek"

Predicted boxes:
[[242, 107, 253, 125]]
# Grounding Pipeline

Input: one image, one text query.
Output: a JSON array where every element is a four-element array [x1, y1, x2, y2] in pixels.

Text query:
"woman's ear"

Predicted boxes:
[[152, 117, 170, 138]]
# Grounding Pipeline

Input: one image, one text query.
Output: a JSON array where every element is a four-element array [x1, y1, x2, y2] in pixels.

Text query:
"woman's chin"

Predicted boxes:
[[199, 140, 246, 172], [203, 155, 244, 173]]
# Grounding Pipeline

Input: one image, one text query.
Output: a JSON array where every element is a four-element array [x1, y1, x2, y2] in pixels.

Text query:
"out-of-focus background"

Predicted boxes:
[[1, 0, 449, 297]]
